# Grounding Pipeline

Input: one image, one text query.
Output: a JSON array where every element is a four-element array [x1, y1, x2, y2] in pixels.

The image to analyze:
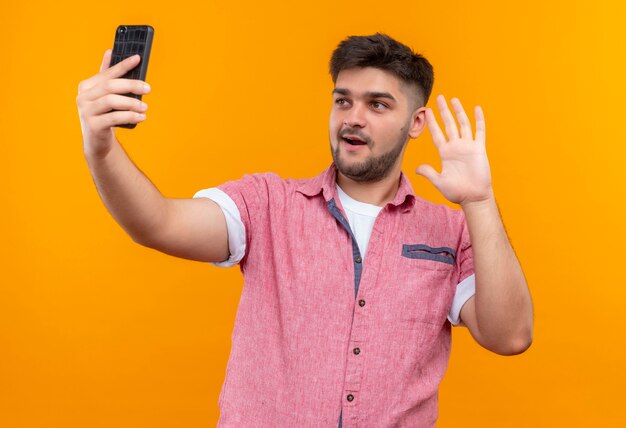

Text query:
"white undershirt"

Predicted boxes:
[[193, 186, 476, 325], [336, 185, 381, 261]]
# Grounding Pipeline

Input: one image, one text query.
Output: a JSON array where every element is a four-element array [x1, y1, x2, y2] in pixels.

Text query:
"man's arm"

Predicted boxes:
[[416, 95, 533, 356], [77, 50, 229, 263], [459, 197, 532, 355]]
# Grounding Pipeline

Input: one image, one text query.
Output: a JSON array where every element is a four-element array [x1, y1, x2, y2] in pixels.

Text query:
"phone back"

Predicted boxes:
[[110, 25, 154, 128]]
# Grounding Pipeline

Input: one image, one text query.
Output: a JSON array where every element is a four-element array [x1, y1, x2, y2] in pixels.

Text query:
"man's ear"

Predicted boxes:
[[408, 107, 427, 139]]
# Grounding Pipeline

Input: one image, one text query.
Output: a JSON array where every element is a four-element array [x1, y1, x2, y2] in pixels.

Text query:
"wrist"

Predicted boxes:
[[83, 135, 117, 165], [460, 189, 496, 212]]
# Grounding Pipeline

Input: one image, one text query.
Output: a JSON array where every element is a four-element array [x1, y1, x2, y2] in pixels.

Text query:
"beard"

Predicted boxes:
[[330, 125, 410, 183]]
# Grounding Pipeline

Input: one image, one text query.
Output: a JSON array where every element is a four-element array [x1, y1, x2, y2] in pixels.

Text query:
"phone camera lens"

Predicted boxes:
[[119, 27, 127, 34]]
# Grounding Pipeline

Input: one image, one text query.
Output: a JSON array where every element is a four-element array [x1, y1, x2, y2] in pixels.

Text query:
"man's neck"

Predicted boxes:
[[336, 166, 402, 207]]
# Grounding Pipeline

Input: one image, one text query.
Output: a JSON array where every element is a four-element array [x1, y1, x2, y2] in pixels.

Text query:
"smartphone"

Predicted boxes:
[[109, 25, 154, 128]]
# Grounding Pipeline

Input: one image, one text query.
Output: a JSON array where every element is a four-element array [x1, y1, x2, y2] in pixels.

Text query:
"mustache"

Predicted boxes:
[[339, 128, 372, 146]]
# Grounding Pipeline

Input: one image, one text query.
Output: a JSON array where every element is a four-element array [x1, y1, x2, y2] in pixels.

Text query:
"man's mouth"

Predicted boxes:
[[342, 135, 368, 146]]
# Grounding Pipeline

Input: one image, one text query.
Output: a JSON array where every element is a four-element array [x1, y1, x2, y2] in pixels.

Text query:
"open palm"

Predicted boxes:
[[416, 95, 493, 206]]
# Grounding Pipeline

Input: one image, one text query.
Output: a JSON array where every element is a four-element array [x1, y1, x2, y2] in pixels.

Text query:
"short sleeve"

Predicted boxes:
[[193, 188, 246, 267], [194, 173, 275, 269], [457, 210, 474, 284], [447, 274, 476, 325], [447, 210, 476, 326]]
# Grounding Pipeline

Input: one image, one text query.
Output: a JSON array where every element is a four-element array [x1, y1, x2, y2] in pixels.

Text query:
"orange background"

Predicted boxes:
[[2, 0, 625, 426]]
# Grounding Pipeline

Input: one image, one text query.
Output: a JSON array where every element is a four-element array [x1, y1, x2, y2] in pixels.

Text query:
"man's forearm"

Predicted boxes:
[[85, 137, 169, 247], [462, 195, 533, 353]]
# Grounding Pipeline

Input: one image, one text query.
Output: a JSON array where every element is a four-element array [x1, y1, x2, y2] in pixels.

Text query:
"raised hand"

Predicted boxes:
[[416, 95, 493, 207], [76, 50, 151, 159]]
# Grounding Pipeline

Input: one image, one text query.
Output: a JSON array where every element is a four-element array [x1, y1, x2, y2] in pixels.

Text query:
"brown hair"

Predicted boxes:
[[329, 33, 434, 107]]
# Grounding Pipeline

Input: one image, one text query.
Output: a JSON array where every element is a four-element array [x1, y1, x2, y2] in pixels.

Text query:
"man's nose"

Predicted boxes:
[[343, 103, 366, 128]]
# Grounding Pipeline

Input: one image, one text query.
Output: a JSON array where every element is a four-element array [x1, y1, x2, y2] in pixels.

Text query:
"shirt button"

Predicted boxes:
[[347, 394, 354, 402], [355, 255, 362, 264], [353, 347, 360, 355], [358, 299, 365, 307]]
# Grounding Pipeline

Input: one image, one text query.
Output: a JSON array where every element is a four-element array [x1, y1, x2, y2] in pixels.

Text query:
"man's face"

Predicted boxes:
[[329, 67, 425, 183]]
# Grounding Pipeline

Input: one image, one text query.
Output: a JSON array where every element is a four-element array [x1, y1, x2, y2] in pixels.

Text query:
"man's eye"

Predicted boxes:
[[335, 98, 349, 106], [371, 101, 387, 109]]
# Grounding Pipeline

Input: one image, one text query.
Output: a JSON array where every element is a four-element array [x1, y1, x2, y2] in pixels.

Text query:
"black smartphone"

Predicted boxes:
[[109, 25, 154, 128]]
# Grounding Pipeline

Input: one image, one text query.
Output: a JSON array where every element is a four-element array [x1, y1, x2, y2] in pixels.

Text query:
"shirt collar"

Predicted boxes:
[[296, 164, 417, 212]]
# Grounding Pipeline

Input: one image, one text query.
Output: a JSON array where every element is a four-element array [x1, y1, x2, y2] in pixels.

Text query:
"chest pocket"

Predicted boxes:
[[401, 244, 456, 271], [393, 243, 457, 324]]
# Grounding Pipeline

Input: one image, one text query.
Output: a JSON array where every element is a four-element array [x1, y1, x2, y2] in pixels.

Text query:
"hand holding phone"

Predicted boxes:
[[76, 25, 154, 159]]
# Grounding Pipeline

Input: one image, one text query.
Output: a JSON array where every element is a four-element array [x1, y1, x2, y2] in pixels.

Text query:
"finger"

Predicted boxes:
[[450, 98, 473, 140], [425, 108, 446, 148], [475, 106, 486, 144], [415, 164, 440, 186], [91, 110, 147, 129], [82, 78, 150, 102], [103, 53, 141, 78], [99, 49, 112, 73], [87, 93, 148, 116], [83, 54, 142, 92], [436, 95, 460, 140]]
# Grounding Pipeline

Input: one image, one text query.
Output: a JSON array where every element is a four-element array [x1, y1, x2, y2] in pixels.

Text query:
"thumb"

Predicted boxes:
[[99, 49, 112, 73], [415, 164, 440, 185]]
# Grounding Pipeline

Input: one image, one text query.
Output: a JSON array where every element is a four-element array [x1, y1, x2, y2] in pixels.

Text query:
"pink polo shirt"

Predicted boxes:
[[196, 164, 474, 427]]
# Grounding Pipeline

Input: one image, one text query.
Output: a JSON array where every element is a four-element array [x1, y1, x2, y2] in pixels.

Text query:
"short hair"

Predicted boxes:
[[329, 33, 434, 107]]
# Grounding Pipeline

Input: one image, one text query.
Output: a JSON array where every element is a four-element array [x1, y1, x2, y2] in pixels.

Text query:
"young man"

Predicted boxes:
[[77, 33, 533, 427]]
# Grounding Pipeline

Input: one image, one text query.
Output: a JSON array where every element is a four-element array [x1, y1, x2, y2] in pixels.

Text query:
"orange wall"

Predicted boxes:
[[2, 0, 625, 426]]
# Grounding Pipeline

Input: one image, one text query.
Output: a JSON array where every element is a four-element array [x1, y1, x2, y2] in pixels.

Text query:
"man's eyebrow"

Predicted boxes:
[[332, 88, 351, 96], [332, 88, 397, 103], [366, 91, 397, 102]]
